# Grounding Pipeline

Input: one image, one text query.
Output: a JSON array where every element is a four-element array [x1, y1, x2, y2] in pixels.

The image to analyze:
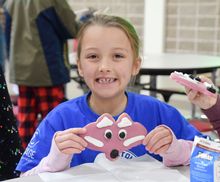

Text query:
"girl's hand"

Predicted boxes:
[[143, 126, 172, 155], [54, 128, 88, 155], [185, 76, 218, 110]]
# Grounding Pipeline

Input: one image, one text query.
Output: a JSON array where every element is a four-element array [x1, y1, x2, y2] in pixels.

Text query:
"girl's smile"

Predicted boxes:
[[96, 77, 117, 84]]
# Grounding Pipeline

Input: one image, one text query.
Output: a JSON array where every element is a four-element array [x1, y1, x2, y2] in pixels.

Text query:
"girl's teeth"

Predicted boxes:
[[99, 78, 114, 83]]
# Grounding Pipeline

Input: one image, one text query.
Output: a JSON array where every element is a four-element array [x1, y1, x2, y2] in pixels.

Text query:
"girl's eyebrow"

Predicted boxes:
[[82, 47, 129, 53], [81, 47, 99, 52], [112, 48, 129, 53], [83, 47, 98, 50]]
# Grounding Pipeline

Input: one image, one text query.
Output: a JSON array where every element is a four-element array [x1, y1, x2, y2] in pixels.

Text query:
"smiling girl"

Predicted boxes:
[[16, 15, 204, 176]]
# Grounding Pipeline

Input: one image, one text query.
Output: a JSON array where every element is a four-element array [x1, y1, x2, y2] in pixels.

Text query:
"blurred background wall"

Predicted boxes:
[[68, 0, 145, 49], [68, 0, 220, 56], [165, 0, 220, 56]]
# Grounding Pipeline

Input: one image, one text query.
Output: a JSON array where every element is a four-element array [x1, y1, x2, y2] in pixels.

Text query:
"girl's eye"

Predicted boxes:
[[86, 54, 98, 60], [114, 54, 124, 59]]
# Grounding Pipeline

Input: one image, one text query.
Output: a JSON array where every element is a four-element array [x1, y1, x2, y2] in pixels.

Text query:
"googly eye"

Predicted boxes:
[[194, 76, 201, 82], [118, 129, 127, 140], [104, 129, 112, 139], [189, 74, 195, 79], [207, 86, 216, 93]]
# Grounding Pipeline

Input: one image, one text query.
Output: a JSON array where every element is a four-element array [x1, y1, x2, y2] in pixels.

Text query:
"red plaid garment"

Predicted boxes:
[[17, 85, 65, 149]]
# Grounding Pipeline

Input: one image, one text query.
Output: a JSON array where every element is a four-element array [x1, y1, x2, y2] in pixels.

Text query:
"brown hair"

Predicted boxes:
[[77, 14, 140, 60]]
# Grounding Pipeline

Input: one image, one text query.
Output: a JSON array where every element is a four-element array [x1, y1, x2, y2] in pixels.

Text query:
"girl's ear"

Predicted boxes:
[[77, 60, 83, 77], [132, 57, 141, 76]]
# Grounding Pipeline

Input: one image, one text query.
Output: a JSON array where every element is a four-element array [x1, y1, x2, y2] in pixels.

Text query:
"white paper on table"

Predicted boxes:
[[94, 153, 189, 182], [39, 153, 189, 182], [38, 163, 111, 182]]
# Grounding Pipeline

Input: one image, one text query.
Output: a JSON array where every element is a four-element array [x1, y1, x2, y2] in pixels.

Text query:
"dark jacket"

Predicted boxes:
[[4, 0, 80, 86]]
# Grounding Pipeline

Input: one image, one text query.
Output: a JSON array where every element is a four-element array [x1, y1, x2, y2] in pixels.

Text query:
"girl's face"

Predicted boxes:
[[77, 25, 140, 100]]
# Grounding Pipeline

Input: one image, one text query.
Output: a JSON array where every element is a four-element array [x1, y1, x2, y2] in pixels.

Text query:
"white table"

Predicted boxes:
[[5, 154, 190, 182]]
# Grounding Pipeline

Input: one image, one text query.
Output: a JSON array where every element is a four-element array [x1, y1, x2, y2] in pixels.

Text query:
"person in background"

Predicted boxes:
[[184, 76, 220, 136], [4, 0, 83, 149], [0, 4, 23, 180], [16, 14, 204, 176]]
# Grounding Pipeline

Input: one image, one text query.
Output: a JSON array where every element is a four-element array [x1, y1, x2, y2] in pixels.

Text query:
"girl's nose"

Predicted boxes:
[[99, 59, 111, 72]]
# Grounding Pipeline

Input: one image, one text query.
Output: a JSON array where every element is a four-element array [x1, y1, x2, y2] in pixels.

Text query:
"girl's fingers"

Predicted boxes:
[[143, 126, 165, 145], [55, 132, 87, 148], [54, 128, 88, 154], [154, 144, 170, 154], [147, 135, 172, 153], [57, 128, 86, 136], [56, 128, 87, 144], [58, 140, 86, 152], [143, 126, 172, 154], [61, 148, 82, 155]]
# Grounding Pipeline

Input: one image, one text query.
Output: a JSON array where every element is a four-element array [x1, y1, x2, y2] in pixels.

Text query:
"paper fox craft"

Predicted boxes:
[[80, 113, 147, 160]]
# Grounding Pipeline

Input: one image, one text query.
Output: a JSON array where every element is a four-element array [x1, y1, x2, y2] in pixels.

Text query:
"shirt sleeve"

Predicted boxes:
[[202, 95, 220, 136], [160, 126, 193, 167], [16, 113, 64, 173], [21, 133, 72, 177]]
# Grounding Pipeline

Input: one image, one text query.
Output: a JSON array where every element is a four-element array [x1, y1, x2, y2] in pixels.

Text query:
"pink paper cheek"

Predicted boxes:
[[121, 127, 147, 148], [80, 124, 104, 150]]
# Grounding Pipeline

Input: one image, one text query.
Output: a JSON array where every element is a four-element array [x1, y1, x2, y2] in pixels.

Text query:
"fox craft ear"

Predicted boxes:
[[96, 113, 114, 128], [80, 113, 147, 161], [116, 113, 132, 128]]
